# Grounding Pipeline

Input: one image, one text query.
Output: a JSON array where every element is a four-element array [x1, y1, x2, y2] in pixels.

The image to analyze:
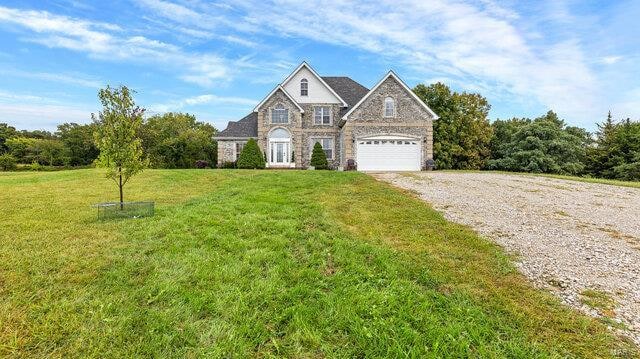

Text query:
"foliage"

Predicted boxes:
[[487, 111, 589, 175], [0, 153, 17, 171], [140, 112, 217, 168], [195, 160, 209, 169], [5, 137, 68, 165], [0, 123, 17, 153], [413, 82, 493, 169], [236, 138, 265, 169], [92, 85, 147, 203], [221, 161, 236, 169], [310, 141, 329, 169], [0, 169, 634, 357], [586, 114, 640, 180], [56, 123, 99, 166]]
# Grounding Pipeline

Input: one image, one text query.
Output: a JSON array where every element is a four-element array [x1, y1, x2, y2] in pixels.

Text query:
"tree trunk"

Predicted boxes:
[[119, 167, 124, 210]]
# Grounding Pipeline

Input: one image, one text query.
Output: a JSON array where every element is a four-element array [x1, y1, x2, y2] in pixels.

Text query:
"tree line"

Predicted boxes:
[[2, 82, 639, 182], [0, 113, 218, 171], [413, 83, 640, 181]]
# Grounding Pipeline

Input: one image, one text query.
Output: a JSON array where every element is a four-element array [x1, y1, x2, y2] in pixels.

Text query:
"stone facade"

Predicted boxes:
[[256, 89, 303, 167], [216, 68, 436, 171], [341, 76, 434, 169]]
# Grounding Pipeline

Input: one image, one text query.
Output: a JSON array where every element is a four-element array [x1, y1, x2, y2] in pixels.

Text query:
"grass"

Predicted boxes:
[[0, 169, 636, 357], [581, 289, 616, 312], [441, 169, 640, 189]]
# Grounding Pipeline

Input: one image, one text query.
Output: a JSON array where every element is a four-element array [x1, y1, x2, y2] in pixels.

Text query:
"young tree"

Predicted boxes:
[[236, 138, 265, 169], [92, 85, 147, 207], [310, 141, 329, 169]]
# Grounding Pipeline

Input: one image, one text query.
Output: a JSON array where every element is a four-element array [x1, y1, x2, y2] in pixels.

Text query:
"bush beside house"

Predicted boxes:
[[310, 142, 329, 170], [237, 139, 265, 169]]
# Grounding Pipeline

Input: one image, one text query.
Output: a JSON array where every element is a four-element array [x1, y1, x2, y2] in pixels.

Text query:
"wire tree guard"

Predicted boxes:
[[94, 201, 154, 220]]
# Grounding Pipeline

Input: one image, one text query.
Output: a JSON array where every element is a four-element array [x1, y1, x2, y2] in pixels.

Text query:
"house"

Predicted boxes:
[[215, 62, 438, 171]]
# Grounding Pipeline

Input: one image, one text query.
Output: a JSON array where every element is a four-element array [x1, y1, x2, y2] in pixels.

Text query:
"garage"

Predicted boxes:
[[356, 137, 421, 171]]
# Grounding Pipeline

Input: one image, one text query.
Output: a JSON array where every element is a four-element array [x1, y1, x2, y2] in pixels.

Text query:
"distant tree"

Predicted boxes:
[[5, 137, 36, 163], [140, 112, 217, 168], [0, 123, 17, 153], [0, 153, 17, 171], [413, 82, 493, 169], [236, 138, 265, 169], [56, 123, 99, 166], [310, 141, 329, 169], [487, 111, 588, 175], [18, 129, 56, 140], [92, 85, 147, 206], [39, 139, 67, 166]]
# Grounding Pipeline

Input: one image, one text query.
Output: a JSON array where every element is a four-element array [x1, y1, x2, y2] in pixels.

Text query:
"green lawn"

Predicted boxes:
[[0, 169, 636, 357], [441, 169, 640, 189]]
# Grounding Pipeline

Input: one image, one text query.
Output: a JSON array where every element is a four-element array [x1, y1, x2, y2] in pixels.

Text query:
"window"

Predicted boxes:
[[271, 104, 289, 123], [384, 96, 395, 117], [300, 79, 308, 96], [235, 141, 247, 161], [314, 106, 332, 125], [312, 138, 334, 159]]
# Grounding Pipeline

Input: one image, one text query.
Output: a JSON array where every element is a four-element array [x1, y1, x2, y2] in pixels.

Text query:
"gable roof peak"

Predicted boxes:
[[341, 70, 440, 120], [281, 61, 349, 107]]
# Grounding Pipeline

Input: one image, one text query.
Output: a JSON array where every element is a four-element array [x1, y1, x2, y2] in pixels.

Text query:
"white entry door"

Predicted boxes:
[[356, 139, 421, 171], [270, 141, 290, 165]]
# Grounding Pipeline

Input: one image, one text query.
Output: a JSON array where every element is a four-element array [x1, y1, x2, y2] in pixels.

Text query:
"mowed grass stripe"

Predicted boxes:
[[0, 170, 635, 357]]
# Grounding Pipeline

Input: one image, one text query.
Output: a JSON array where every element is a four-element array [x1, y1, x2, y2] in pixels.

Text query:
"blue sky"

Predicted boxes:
[[0, 0, 638, 132]]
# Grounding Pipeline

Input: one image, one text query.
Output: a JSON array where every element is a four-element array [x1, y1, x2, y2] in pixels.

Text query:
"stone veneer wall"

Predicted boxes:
[[299, 103, 341, 168], [256, 89, 303, 167], [217, 140, 237, 166], [341, 76, 434, 169]]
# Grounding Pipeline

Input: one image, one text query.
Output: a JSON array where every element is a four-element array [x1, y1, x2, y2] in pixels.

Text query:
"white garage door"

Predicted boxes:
[[357, 138, 421, 171]]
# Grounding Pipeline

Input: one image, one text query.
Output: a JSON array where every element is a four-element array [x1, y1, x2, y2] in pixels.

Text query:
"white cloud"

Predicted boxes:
[[0, 103, 93, 130], [149, 93, 256, 113], [601, 56, 622, 65], [0, 5, 229, 86], [218, 0, 601, 124], [0, 68, 103, 88]]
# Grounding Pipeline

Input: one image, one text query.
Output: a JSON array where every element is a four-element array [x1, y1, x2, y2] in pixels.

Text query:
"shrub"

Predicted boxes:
[[221, 161, 236, 169], [237, 139, 265, 169], [29, 161, 43, 171], [0, 153, 17, 171], [310, 142, 329, 169], [195, 160, 209, 169]]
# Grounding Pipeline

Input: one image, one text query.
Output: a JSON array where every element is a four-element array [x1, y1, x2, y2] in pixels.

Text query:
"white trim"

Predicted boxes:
[[383, 96, 396, 118], [341, 70, 440, 120], [281, 62, 348, 107], [269, 103, 290, 124], [358, 134, 420, 141], [253, 85, 304, 113], [312, 105, 333, 126]]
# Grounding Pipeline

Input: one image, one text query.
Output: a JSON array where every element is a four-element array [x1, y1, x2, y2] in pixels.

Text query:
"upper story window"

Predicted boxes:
[[300, 79, 308, 96], [271, 103, 289, 123], [314, 106, 331, 125], [384, 96, 395, 117]]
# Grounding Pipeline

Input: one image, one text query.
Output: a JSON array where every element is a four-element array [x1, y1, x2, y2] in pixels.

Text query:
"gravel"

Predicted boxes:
[[374, 172, 640, 344]]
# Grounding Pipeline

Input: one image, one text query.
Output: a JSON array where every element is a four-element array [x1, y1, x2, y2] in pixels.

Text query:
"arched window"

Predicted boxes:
[[384, 97, 395, 117], [271, 103, 289, 123], [300, 78, 308, 96], [269, 128, 290, 139]]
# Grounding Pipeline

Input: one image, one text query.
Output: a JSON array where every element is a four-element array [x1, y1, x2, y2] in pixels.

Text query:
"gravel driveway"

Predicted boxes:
[[374, 172, 640, 344]]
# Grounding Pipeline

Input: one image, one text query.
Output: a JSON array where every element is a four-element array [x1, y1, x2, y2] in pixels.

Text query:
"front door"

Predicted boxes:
[[271, 141, 290, 165]]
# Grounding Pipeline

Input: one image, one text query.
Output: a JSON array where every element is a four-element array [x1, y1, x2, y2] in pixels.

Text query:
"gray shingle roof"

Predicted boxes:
[[216, 112, 257, 138], [321, 76, 369, 108]]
